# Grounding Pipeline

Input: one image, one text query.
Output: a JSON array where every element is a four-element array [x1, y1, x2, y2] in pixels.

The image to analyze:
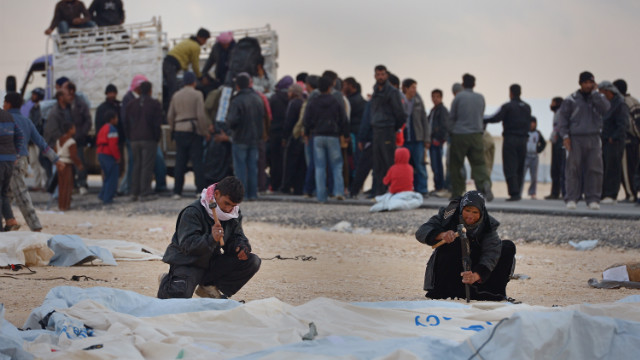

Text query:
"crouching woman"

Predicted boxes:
[[415, 190, 516, 301]]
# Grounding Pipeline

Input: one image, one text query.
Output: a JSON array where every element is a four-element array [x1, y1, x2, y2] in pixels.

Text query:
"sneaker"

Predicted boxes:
[[566, 201, 577, 210], [130, 195, 139, 202], [79, 187, 89, 196], [600, 197, 616, 205], [544, 194, 559, 200], [434, 189, 452, 198], [506, 196, 521, 202], [588, 202, 600, 210], [335, 195, 345, 201], [4, 218, 20, 231], [195, 285, 223, 299], [171, 194, 181, 200]]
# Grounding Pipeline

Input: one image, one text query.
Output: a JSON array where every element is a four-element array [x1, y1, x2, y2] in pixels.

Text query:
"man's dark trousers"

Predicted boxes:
[[173, 131, 205, 196], [372, 126, 395, 196], [549, 140, 565, 198], [502, 135, 527, 198]]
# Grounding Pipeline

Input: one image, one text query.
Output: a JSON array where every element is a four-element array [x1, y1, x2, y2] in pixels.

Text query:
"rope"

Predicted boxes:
[[261, 254, 317, 261]]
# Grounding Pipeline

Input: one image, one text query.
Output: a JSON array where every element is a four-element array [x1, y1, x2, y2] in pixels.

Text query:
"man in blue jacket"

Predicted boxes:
[[4, 93, 61, 231]]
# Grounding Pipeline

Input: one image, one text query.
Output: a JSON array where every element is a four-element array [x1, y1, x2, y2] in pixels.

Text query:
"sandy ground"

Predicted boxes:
[[2, 204, 639, 329]]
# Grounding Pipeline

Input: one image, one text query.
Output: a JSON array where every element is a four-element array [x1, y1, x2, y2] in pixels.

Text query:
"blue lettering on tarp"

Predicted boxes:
[[486, 321, 492, 325], [415, 316, 428, 327], [461, 325, 486, 332], [425, 315, 440, 326], [443, 317, 452, 320]]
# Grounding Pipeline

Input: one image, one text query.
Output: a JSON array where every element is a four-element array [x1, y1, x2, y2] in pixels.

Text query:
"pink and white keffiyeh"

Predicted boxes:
[[200, 183, 239, 221]]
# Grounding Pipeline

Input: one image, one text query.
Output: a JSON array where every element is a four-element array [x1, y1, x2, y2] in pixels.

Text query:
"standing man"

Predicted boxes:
[[167, 71, 210, 199], [45, 0, 96, 35], [268, 76, 293, 193], [88, 0, 125, 27], [370, 65, 406, 196], [598, 81, 628, 204], [64, 82, 91, 195], [401, 78, 430, 196], [125, 81, 162, 202], [303, 76, 350, 202], [25, 88, 48, 191], [202, 31, 235, 86], [613, 79, 640, 204], [95, 84, 120, 137], [484, 84, 532, 201], [545, 97, 565, 200], [226, 74, 265, 201], [4, 93, 60, 231], [429, 89, 449, 195], [558, 71, 610, 210], [163, 28, 210, 111], [43, 91, 73, 188], [448, 74, 493, 200]]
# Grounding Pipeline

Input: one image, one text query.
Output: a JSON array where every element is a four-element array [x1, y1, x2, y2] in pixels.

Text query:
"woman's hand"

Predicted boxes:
[[460, 271, 481, 284], [438, 230, 457, 244]]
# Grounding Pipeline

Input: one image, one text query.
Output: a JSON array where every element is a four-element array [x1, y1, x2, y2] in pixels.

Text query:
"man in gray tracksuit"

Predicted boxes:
[[558, 71, 610, 209]]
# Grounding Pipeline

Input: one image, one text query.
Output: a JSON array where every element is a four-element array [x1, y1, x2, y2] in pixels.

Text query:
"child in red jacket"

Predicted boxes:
[[96, 110, 121, 204], [383, 147, 414, 194]]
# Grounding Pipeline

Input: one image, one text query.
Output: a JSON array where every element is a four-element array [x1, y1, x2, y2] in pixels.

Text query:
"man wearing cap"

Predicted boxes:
[[95, 84, 120, 138], [202, 31, 235, 86], [163, 28, 210, 111], [226, 74, 265, 200], [598, 81, 629, 204], [558, 71, 610, 210], [167, 71, 211, 199]]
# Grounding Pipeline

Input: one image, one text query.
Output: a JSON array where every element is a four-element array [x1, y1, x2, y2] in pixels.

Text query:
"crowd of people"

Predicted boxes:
[[0, 0, 637, 234]]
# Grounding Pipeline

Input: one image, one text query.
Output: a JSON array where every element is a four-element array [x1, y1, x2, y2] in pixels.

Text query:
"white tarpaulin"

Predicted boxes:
[[1, 287, 639, 359], [0, 232, 163, 267]]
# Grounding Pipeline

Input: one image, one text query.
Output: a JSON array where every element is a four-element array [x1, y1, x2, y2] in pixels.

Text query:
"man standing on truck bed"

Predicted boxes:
[[163, 28, 210, 112], [88, 0, 125, 27], [45, 0, 96, 35]]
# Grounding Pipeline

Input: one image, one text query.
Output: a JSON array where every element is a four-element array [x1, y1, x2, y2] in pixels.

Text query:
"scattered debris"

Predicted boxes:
[[511, 274, 530, 280], [325, 221, 372, 235], [148, 227, 164, 232], [568, 239, 598, 251], [77, 222, 93, 228]]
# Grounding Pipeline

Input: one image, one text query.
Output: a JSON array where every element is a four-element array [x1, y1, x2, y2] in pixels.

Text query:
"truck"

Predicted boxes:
[[15, 18, 278, 174]]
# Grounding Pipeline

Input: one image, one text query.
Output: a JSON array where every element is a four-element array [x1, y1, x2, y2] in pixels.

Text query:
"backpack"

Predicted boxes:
[[225, 37, 262, 85]]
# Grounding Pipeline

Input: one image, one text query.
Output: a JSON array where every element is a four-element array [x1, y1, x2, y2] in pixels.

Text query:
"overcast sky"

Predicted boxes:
[[1, 0, 639, 135]]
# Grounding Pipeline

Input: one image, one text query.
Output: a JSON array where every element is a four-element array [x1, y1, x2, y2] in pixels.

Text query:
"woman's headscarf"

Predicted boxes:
[[458, 190, 487, 237]]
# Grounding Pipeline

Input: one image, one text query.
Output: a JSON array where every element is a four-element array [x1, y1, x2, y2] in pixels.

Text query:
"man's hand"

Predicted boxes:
[[55, 161, 66, 171], [72, 17, 84, 25], [563, 137, 571, 152], [212, 223, 224, 245], [45, 28, 53, 35], [235, 245, 250, 260], [461, 271, 481, 285], [357, 142, 363, 151], [424, 141, 431, 150], [213, 130, 229, 143]]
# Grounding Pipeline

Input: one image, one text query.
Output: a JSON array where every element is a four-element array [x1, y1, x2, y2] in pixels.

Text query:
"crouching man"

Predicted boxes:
[[415, 190, 516, 301], [158, 176, 261, 299]]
